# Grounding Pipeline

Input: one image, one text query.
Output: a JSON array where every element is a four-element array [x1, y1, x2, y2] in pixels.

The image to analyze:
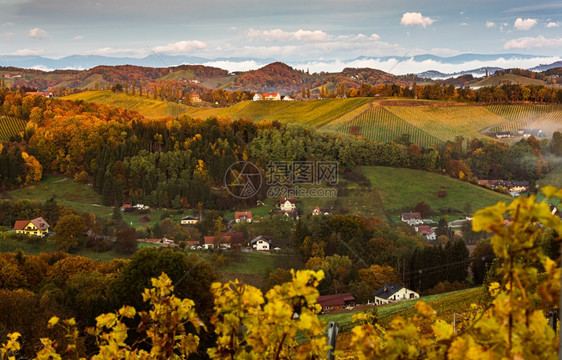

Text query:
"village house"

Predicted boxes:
[[317, 293, 355, 313], [414, 225, 436, 241], [280, 198, 297, 211], [180, 215, 199, 225], [263, 92, 281, 101], [204, 235, 233, 250], [401, 212, 423, 226], [191, 94, 202, 103], [14, 217, 50, 237], [185, 240, 201, 249], [121, 201, 133, 211], [312, 206, 331, 216], [282, 95, 294, 101], [372, 283, 419, 305], [235, 211, 253, 223], [249, 235, 272, 251], [495, 131, 511, 139], [252, 93, 264, 101]]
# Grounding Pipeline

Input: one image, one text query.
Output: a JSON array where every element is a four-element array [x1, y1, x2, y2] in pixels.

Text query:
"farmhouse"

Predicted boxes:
[[415, 225, 436, 241], [14, 217, 50, 237], [282, 95, 294, 101], [312, 206, 330, 216], [191, 94, 202, 103], [235, 211, 253, 223], [317, 293, 355, 313], [280, 198, 297, 211], [263, 92, 281, 101], [401, 212, 423, 226], [252, 93, 264, 101], [373, 283, 419, 305], [180, 215, 199, 225], [249, 235, 272, 251], [495, 131, 511, 139]]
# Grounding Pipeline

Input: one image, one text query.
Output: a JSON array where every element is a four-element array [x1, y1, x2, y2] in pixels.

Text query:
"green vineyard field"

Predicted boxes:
[[0, 116, 27, 141], [384, 105, 507, 142], [323, 105, 442, 147]]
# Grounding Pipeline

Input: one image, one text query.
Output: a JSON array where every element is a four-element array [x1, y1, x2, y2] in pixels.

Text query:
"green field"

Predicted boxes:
[[63, 91, 192, 118], [0, 116, 27, 141], [538, 165, 562, 188], [385, 105, 507, 142], [6, 175, 171, 228], [324, 105, 443, 147], [300, 166, 511, 220]]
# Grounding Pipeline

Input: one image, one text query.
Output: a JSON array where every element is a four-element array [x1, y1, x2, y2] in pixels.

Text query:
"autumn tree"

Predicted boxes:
[[53, 214, 86, 252], [115, 226, 137, 255]]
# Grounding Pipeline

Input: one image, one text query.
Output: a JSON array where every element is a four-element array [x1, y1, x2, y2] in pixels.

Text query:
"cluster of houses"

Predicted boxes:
[[495, 129, 546, 139], [477, 180, 530, 196], [3, 73, 22, 78], [252, 92, 293, 101], [317, 283, 420, 313], [401, 212, 436, 240]]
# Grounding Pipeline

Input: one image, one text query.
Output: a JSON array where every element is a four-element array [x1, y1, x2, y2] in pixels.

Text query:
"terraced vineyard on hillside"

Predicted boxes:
[[62, 92, 562, 146], [323, 105, 442, 147], [384, 105, 508, 142], [0, 116, 27, 141], [486, 104, 562, 135]]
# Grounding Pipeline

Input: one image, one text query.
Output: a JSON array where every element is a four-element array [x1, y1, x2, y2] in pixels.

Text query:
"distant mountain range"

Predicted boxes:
[[0, 53, 560, 77]]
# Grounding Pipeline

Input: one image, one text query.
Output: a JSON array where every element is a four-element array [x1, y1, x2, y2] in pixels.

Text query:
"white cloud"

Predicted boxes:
[[514, 18, 537, 30], [28, 27, 48, 39], [370, 33, 380, 40], [152, 40, 207, 55], [504, 35, 562, 49], [400, 12, 435, 27], [546, 22, 559, 28], [486, 21, 495, 28], [74, 35, 83, 40], [11, 48, 43, 56], [247, 28, 328, 42], [2, 22, 15, 27], [202, 60, 264, 72], [3, 32, 14, 40], [460, 23, 468, 26]]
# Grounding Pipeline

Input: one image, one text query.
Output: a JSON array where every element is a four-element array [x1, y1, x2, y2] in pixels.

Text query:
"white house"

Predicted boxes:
[[401, 212, 423, 226], [249, 235, 272, 251], [312, 206, 330, 216], [253, 93, 264, 101], [263, 92, 281, 101], [373, 283, 419, 305], [235, 211, 253, 223], [282, 95, 294, 101], [280, 198, 296, 211]]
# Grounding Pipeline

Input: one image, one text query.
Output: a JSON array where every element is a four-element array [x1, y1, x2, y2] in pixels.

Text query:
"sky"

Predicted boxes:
[[0, 0, 561, 73]]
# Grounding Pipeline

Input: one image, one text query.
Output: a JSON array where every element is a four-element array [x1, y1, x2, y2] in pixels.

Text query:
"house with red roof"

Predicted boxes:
[[263, 92, 281, 101], [235, 211, 252, 223], [317, 293, 355, 313], [14, 217, 50, 237]]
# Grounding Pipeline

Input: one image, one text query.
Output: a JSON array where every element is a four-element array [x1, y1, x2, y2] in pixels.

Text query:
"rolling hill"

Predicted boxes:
[[299, 166, 511, 221], [62, 91, 562, 145]]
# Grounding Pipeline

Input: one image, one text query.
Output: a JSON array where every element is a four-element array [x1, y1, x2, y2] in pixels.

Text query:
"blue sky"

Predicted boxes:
[[1, 0, 561, 72]]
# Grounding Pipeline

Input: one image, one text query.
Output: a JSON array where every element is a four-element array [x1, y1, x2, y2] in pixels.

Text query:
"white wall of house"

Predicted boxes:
[[253, 240, 270, 251]]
